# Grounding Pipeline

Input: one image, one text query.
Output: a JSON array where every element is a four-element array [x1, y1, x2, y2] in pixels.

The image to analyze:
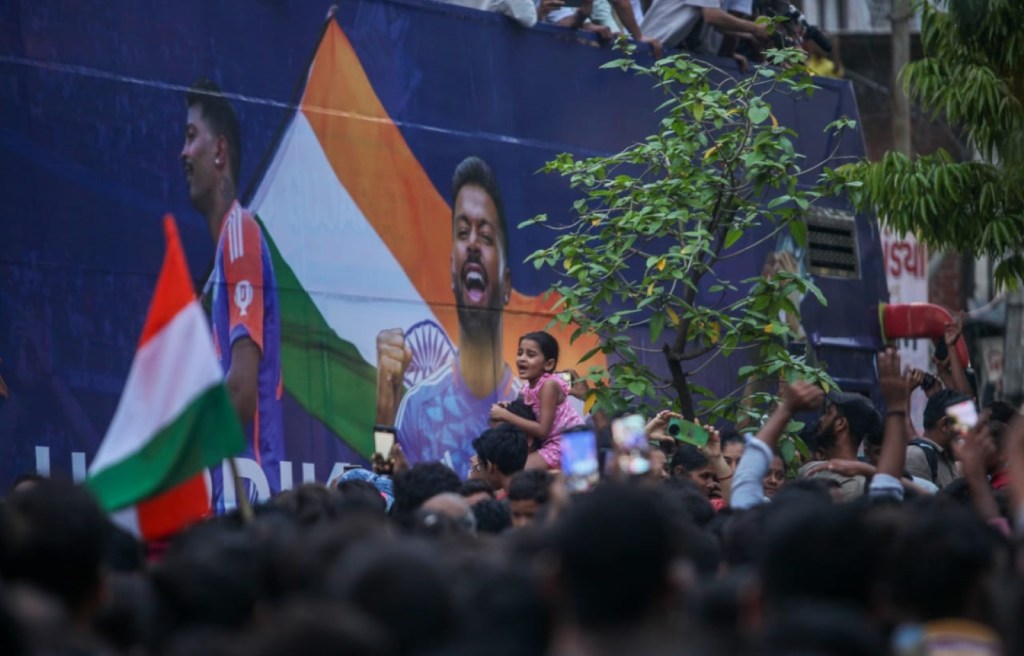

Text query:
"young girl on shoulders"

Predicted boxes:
[[490, 331, 583, 470]]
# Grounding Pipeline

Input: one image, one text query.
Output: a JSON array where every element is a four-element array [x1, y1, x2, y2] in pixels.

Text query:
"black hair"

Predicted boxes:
[[451, 156, 509, 264], [661, 476, 714, 527], [889, 505, 996, 620], [721, 432, 745, 448], [553, 483, 683, 629], [335, 479, 388, 515], [670, 443, 710, 475], [507, 469, 552, 504], [471, 499, 512, 534], [473, 424, 529, 476], [758, 503, 875, 611], [186, 78, 242, 184], [392, 463, 461, 523], [328, 538, 456, 656], [519, 331, 560, 370], [239, 600, 387, 656], [0, 479, 109, 614], [922, 389, 972, 430], [459, 478, 496, 500], [759, 602, 885, 656], [503, 398, 537, 422], [271, 484, 346, 526], [150, 522, 271, 635], [985, 400, 1016, 424]]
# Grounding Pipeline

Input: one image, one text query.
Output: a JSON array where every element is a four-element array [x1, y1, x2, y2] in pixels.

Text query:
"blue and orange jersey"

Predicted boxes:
[[203, 200, 284, 504]]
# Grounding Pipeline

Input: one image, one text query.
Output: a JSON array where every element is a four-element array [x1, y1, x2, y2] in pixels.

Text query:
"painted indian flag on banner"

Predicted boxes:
[[248, 20, 604, 458], [86, 216, 245, 540]]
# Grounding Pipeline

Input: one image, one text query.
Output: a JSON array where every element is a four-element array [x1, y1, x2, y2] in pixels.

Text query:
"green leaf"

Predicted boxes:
[[649, 312, 667, 343], [749, 104, 771, 124], [789, 219, 807, 247], [723, 228, 743, 249]]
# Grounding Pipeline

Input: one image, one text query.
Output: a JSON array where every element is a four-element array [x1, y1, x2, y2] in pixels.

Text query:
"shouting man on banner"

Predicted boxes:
[[376, 157, 520, 477], [181, 78, 284, 509]]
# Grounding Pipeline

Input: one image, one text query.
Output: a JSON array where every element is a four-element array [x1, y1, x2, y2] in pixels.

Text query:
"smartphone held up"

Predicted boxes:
[[561, 428, 599, 493]]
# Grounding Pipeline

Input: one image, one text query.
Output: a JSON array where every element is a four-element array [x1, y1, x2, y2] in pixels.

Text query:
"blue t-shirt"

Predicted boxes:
[[395, 355, 519, 478]]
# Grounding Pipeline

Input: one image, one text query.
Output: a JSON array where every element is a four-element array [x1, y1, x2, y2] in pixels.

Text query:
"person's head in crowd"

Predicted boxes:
[[758, 601, 885, 656], [861, 423, 887, 468], [922, 389, 973, 448], [517, 331, 560, 386], [981, 400, 1016, 426], [506, 469, 552, 528], [670, 444, 720, 500], [763, 455, 786, 498], [150, 521, 272, 638], [661, 477, 714, 528], [759, 503, 875, 613], [721, 433, 745, 473], [0, 479, 109, 626], [552, 483, 687, 633], [391, 462, 461, 526], [335, 478, 388, 515], [239, 600, 387, 656], [472, 499, 512, 535], [889, 504, 998, 624], [419, 493, 477, 536], [271, 483, 346, 525], [488, 398, 535, 429], [8, 472, 44, 496], [816, 392, 882, 459], [472, 424, 528, 493], [329, 538, 457, 656], [647, 447, 669, 480], [459, 478, 496, 505], [92, 573, 156, 655]]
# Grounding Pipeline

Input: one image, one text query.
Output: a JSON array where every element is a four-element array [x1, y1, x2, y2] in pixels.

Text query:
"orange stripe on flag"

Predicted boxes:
[[137, 472, 210, 541], [301, 23, 603, 373], [139, 216, 196, 348]]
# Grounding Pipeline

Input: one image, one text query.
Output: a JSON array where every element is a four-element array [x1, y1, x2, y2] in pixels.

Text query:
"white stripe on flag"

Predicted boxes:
[[111, 505, 141, 537], [89, 301, 223, 475], [250, 113, 442, 364]]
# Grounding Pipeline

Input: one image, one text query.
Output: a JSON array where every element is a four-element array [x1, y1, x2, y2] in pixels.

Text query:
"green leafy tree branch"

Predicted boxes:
[[522, 46, 855, 448]]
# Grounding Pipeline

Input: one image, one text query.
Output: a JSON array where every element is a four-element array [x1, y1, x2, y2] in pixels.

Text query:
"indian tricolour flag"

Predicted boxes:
[[248, 20, 604, 459], [86, 216, 245, 541]]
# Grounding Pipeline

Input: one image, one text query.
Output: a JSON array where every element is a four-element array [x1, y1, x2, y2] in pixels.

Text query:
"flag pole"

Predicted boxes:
[[228, 458, 254, 524]]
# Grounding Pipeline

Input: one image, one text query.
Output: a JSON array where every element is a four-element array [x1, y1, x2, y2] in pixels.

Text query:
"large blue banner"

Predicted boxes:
[[0, 0, 886, 498]]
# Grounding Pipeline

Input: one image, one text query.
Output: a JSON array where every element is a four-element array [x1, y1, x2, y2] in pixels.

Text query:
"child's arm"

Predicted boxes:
[[490, 379, 561, 439]]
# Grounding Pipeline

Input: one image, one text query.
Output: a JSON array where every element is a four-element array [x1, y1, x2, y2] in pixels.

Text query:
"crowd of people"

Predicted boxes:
[[440, 0, 844, 76], [2, 313, 1024, 656]]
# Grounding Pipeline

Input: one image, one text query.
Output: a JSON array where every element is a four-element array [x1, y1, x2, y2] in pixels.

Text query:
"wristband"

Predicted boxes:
[[886, 411, 906, 418]]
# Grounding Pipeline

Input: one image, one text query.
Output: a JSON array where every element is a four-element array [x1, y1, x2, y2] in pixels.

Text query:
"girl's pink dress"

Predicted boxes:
[[521, 372, 585, 468]]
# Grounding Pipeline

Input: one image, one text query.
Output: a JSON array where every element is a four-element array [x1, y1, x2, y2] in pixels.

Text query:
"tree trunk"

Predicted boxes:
[[663, 344, 695, 420]]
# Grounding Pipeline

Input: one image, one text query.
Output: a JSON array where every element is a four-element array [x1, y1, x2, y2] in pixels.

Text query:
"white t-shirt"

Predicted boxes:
[[640, 0, 719, 48]]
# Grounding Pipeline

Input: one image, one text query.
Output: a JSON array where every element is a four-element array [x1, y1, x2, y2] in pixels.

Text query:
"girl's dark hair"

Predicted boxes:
[[519, 331, 559, 369]]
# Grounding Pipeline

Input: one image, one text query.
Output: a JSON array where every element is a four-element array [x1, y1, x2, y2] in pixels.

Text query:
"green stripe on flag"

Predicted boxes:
[[86, 384, 245, 512], [257, 216, 376, 457]]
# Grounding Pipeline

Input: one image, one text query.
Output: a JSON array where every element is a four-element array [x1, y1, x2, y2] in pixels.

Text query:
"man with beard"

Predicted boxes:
[[798, 391, 883, 502], [375, 157, 519, 476]]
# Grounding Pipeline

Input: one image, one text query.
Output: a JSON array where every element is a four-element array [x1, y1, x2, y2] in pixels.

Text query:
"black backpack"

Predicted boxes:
[[908, 438, 939, 481]]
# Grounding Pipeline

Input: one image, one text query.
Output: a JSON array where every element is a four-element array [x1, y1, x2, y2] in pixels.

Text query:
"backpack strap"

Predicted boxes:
[[909, 438, 939, 481]]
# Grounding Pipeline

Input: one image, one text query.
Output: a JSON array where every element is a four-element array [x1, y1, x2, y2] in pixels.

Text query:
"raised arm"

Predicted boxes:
[[872, 348, 910, 499], [731, 381, 823, 509]]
